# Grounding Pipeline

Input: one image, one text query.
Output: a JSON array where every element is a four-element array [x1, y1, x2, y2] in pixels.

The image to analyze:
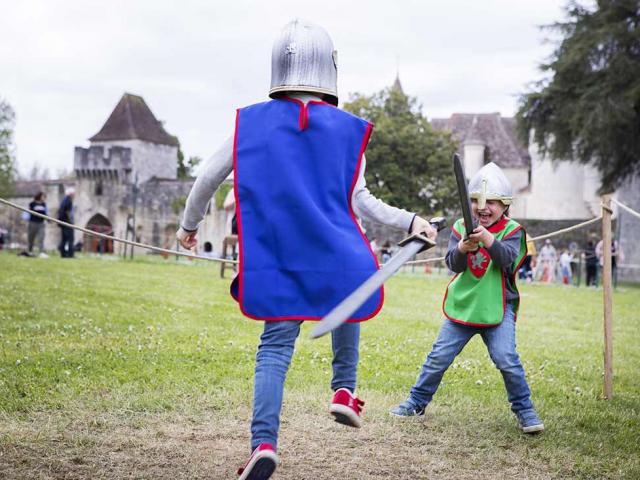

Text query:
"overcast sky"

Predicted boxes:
[[1, 0, 572, 177]]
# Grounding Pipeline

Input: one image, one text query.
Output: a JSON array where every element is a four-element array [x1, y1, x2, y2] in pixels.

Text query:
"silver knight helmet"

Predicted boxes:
[[269, 19, 338, 106], [468, 162, 513, 209]]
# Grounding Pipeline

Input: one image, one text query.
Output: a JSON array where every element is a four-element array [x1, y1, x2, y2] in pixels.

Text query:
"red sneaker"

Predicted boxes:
[[237, 443, 278, 480], [329, 388, 364, 428]]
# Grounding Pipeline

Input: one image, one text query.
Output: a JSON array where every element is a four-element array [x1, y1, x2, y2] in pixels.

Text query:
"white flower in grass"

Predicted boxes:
[[15, 359, 21, 365], [475, 379, 483, 385]]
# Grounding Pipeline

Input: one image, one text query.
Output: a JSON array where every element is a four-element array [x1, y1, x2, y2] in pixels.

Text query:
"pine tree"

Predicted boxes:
[[517, 0, 640, 192]]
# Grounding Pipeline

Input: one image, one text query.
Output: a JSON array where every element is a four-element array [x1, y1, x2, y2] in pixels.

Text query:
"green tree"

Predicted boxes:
[[516, 0, 640, 192], [177, 148, 202, 179], [0, 98, 16, 197], [343, 87, 459, 216]]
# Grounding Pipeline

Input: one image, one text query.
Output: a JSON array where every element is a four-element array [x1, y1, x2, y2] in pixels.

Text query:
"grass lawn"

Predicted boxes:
[[0, 253, 639, 479]]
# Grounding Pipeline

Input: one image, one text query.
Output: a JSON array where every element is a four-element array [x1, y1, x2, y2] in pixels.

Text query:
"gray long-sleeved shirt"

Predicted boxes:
[[445, 223, 524, 301], [181, 93, 415, 233]]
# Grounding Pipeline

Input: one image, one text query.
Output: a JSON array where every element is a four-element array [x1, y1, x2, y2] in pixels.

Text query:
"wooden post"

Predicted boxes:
[[601, 195, 614, 399]]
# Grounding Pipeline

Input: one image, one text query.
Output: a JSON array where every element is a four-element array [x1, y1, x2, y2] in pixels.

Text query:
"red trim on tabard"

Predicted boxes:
[[233, 108, 381, 322], [281, 97, 307, 130], [345, 121, 384, 322], [232, 109, 245, 309], [487, 215, 509, 233], [502, 223, 522, 240], [281, 97, 330, 131], [451, 224, 462, 240]]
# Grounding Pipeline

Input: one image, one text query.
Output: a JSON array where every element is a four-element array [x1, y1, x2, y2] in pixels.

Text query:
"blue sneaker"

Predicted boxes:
[[516, 409, 544, 433], [389, 400, 425, 417]]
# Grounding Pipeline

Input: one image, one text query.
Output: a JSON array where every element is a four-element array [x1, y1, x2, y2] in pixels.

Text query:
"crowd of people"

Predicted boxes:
[[518, 236, 623, 287]]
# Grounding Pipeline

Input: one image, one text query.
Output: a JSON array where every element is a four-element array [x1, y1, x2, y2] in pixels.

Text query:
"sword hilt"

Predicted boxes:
[[398, 217, 447, 253]]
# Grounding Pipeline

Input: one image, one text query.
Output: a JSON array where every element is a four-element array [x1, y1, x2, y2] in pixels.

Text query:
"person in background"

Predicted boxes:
[[559, 249, 572, 285], [519, 233, 535, 283], [28, 191, 48, 258], [596, 238, 624, 288], [380, 240, 392, 263], [58, 187, 75, 258], [201, 241, 216, 258], [538, 239, 557, 283], [584, 239, 598, 287]]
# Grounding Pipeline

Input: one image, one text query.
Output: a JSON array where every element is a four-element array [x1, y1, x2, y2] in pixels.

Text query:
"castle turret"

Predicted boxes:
[[75, 93, 179, 184]]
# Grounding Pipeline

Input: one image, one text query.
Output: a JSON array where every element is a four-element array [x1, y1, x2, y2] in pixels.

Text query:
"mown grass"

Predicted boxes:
[[0, 253, 638, 479]]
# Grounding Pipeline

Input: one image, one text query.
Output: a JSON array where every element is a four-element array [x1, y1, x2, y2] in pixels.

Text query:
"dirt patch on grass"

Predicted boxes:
[[0, 398, 568, 480]]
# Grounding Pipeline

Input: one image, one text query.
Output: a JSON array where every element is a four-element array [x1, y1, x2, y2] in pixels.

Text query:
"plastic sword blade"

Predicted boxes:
[[453, 153, 474, 239], [310, 236, 432, 339]]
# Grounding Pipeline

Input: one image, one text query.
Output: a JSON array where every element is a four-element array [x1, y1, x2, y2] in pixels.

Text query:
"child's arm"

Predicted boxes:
[[445, 232, 470, 273], [181, 136, 234, 232], [351, 154, 418, 233]]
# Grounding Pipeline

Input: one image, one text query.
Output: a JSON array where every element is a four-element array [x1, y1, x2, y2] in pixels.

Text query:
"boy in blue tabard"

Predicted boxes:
[[177, 20, 436, 480], [390, 162, 544, 434]]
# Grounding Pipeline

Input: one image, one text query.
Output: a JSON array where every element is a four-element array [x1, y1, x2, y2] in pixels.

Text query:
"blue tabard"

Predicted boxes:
[[231, 98, 382, 321]]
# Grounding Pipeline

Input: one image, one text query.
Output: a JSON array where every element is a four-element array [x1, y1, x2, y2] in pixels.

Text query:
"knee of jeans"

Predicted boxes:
[[426, 350, 452, 370], [256, 348, 294, 371], [492, 350, 521, 371]]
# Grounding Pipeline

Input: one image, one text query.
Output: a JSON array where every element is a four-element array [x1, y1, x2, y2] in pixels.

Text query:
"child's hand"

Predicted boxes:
[[410, 216, 438, 241], [176, 227, 198, 250], [458, 238, 479, 254], [468, 226, 494, 248]]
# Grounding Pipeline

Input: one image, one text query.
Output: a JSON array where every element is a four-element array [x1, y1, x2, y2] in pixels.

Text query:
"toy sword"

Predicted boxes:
[[453, 152, 475, 239], [310, 217, 446, 339]]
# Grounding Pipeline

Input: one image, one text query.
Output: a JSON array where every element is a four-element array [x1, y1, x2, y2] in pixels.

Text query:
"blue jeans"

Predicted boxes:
[[409, 304, 533, 413], [250, 320, 359, 451]]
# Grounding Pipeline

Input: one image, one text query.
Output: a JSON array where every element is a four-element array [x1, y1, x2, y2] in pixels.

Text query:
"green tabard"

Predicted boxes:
[[443, 217, 527, 327]]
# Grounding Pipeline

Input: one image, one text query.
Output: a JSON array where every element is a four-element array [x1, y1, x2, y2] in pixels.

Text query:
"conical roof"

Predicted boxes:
[[89, 93, 179, 146], [392, 73, 404, 94]]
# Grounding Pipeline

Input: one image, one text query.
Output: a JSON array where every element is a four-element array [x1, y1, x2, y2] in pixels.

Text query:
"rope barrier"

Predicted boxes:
[[612, 198, 640, 221], [528, 216, 602, 242], [0, 197, 239, 265], [1, 196, 626, 268], [403, 215, 603, 266]]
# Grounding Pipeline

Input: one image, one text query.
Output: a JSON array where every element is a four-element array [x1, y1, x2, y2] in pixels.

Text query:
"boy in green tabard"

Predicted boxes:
[[390, 162, 544, 433]]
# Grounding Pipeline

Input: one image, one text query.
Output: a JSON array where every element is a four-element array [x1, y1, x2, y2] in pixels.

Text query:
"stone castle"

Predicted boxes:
[[3, 93, 230, 256]]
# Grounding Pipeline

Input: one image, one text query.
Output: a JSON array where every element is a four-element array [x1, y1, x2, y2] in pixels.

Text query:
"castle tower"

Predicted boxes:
[[75, 93, 179, 184]]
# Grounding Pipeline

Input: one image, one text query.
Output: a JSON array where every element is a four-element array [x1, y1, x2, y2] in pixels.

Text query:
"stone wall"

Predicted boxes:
[[91, 139, 177, 184]]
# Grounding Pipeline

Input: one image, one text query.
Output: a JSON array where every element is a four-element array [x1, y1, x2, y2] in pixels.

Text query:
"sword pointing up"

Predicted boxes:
[[453, 152, 475, 240], [310, 216, 446, 339]]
